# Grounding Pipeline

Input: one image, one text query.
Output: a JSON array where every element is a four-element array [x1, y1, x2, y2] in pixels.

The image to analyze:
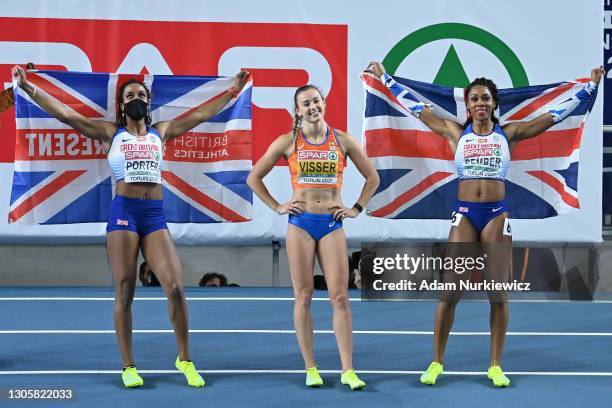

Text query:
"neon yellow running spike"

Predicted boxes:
[[122, 366, 143, 388], [305, 366, 323, 388], [487, 365, 510, 387], [340, 369, 366, 391], [420, 362, 443, 385], [175, 356, 205, 388]]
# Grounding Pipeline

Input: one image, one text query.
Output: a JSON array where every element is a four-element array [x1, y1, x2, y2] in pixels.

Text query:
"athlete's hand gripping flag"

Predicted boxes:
[[361, 72, 598, 219]]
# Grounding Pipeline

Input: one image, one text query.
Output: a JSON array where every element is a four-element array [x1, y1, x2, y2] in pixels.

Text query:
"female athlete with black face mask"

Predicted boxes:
[[12, 65, 250, 389]]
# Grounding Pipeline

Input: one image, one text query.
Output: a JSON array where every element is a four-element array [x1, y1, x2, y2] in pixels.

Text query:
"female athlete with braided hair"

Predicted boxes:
[[367, 62, 603, 387], [248, 85, 379, 390]]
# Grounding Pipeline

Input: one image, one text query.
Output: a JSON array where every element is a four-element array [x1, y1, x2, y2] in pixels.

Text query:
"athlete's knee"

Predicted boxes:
[[488, 291, 508, 304], [488, 296, 508, 306], [439, 299, 460, 310], [115, 279, 135, 308], [166, 281, 185, 302], [329, 290, 349, 310], [294, 287, 314, 309], [440, 290, 463, 304]]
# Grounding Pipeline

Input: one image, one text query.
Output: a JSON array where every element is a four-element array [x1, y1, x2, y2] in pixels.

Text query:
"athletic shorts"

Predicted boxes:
[[288, 212, 343, 242], [452, 200, 509, 234], [106, 195, 167, 237]]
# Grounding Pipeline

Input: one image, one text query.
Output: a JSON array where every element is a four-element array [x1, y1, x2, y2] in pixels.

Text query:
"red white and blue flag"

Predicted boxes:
[[361, 73, 597, 219], [9, 70, 252, 224]]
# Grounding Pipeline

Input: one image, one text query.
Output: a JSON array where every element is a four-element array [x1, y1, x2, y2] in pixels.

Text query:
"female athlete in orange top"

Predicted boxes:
[[248, 85, 379, 390]]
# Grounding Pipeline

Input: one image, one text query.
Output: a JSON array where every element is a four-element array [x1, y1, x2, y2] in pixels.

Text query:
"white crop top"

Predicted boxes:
[[455, 123, 510, 181], [107, 127, 163, 183]]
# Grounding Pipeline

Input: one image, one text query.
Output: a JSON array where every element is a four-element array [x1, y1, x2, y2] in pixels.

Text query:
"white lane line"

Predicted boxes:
[[1, 329, 612, 336], [0, 370, 611, 376], [0, 297, 610, 303]]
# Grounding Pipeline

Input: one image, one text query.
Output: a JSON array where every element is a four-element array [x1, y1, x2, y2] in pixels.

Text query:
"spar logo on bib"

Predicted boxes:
[[382, 23, 529, 89], [299, 150, 332, 161]]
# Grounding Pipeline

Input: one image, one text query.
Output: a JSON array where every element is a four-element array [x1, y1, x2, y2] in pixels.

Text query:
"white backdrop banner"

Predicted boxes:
[[0, 0, 603, 244]]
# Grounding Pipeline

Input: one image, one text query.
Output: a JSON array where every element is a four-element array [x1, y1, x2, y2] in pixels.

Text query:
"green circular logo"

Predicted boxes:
[[383, 23, 529, 88], [154, 152, 160, 161], [494, 148, 502, 157], [329, 151, 338, 161]]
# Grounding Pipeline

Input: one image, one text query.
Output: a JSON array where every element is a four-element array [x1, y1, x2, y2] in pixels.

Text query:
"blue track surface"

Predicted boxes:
[[0, 287, 611, 407]]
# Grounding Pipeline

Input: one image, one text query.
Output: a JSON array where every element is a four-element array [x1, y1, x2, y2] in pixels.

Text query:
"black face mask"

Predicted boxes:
[[123, 99, 148, 121]]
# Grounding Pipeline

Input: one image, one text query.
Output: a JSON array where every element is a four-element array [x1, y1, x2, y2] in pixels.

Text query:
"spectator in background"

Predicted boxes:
[[313, 275, 327, 290], [353, 269, 362, 290], [199, 272, 228, 287], [348, 254, 359, 289], [356, 249, 376, 290], [351, 252, 362, 289], [313, 255, 360, 290], [138, 261, 160, 287]]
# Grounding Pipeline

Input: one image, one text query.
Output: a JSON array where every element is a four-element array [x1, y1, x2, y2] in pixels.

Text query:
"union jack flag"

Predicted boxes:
[[9, 70, 252, 224], [361, 73, 598, 219]]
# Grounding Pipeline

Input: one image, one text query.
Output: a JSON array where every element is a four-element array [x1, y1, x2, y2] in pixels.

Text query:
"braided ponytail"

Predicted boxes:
[[292, 114, 301, 144]]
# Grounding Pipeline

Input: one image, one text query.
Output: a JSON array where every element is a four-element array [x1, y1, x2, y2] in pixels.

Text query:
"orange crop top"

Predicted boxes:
[[287, 127, 346, 190]]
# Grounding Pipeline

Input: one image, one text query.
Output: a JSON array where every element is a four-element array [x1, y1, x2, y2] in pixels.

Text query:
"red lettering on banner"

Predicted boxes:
[[15, 130, 105, 160], [0, 18, 347, 165], [164, 130, 252, 163]]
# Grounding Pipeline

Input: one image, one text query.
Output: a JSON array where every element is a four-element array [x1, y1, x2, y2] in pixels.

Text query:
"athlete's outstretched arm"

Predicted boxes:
[[156, 71, 251, 143], [504, 66, 604, 142], [366, 62, 463, 144], [12, 65, 116, 144], [247, 133, 306, 215]]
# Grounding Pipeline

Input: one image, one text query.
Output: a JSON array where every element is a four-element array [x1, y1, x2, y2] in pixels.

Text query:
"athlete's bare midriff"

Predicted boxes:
[[457, 179, 505, 202], [292, 188, 342, 214], [115, 180, 164, 200]]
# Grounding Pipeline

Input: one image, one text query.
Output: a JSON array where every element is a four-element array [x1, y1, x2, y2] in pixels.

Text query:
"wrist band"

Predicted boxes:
[[549, 80, 597, 124], [353, 203, 363, 213], [381, 73, 429, 118]]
